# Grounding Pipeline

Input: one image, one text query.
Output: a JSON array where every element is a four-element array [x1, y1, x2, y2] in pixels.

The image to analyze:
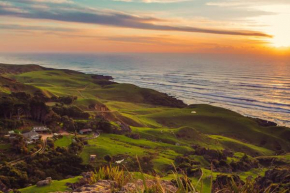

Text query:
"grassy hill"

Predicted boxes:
[[1, 63, 289, 156], [0, 63, 289, 193]]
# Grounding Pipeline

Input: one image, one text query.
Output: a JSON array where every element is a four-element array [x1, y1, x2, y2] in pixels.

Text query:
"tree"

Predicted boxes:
[[96, 119, 112, 133], [62, 116, 75, 131], [29, 98, 49, 123], [0, 98, 14, 119]]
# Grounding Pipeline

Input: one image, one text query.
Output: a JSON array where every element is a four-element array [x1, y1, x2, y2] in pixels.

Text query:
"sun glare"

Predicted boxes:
[[268, 13, 290, 48], [271, 28, 290, 48], [272, 37, 289, 48], [254, 5, 290, 48]]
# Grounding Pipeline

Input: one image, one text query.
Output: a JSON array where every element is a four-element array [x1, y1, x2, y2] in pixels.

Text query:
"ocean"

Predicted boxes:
[[0, 53, 289, 127]]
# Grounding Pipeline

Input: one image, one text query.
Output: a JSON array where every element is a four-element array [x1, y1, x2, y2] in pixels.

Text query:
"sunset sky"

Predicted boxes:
[[0, 0, 290, 54]]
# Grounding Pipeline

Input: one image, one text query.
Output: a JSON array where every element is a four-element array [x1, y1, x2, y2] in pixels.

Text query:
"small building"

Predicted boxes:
[[23, 130, 40, 141], [33, 126, 50, 133], [79, 129, 92, 135]]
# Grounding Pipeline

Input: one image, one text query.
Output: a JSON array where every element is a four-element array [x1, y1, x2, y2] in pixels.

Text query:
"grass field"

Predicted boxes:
[[209, 135, 274, 156], [54, 136, 73, 148]]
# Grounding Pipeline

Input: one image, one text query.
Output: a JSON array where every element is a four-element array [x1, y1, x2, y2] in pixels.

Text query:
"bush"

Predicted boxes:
[[104, 155, 112, 163]]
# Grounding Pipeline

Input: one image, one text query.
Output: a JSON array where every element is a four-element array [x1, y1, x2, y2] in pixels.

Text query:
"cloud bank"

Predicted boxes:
[[0, 0, 271, 37]]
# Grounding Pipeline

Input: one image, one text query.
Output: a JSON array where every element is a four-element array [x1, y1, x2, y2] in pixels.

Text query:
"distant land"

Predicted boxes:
[[0, 63, 289, 193], [1, 53, 289, 128]]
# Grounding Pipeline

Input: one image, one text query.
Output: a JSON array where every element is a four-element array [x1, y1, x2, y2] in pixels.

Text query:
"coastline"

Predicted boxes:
[[1, 62, 289, 128]]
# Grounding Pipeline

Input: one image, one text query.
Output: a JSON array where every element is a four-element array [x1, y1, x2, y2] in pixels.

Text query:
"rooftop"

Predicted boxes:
[[23, 130, 39, 138]]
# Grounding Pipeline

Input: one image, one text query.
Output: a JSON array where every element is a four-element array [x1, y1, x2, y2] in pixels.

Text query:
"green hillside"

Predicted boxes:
[[0, 63, 289, 193]]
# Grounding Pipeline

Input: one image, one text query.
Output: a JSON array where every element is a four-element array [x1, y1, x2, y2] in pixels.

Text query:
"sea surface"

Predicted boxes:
[[0, 53, 289, 127]]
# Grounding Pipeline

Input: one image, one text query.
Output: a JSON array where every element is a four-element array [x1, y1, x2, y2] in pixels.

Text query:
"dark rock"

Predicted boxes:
[[36, 177, 52, 187], [254, 118, 277, 127], [91, 75, 113, 80]]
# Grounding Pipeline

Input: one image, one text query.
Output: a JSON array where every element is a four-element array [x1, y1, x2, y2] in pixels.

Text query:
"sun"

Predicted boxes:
[[271, 31, 290, 48], [253, 5, 290, 48], [267, 13, 290, 48]]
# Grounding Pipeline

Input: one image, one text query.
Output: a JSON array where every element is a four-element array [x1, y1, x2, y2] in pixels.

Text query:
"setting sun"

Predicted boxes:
[[255, 5, 290, 48], [271, 32, 290, 48], [270, 20, 290, 48]]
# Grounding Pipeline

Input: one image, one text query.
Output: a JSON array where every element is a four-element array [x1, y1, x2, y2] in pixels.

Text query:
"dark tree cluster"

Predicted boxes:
[[51, 96, 77, 105], [52, 106, 90, 119], [60, 116, 112, 133], [0, 93, 61, 131], [0, 146, 90, 190]]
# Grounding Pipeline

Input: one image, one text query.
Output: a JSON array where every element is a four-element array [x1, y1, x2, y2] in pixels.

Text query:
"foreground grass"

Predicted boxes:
[[19, 176, 81, 193]]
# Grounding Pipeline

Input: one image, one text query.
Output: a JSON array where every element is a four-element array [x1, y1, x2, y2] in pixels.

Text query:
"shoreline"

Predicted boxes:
[[1, 62, 289, 128]]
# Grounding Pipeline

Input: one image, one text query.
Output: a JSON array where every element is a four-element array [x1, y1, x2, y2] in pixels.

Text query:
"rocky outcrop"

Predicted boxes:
[[36, 177, 52, 187], [121, 179, 177, 193], [72, 180, 116, 193], [54, 179, 178, 193], [67, 172, 95, 190]]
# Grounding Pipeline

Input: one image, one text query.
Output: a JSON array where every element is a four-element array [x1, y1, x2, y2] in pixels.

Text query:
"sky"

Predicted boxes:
[[0, 0, 290, 54]]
